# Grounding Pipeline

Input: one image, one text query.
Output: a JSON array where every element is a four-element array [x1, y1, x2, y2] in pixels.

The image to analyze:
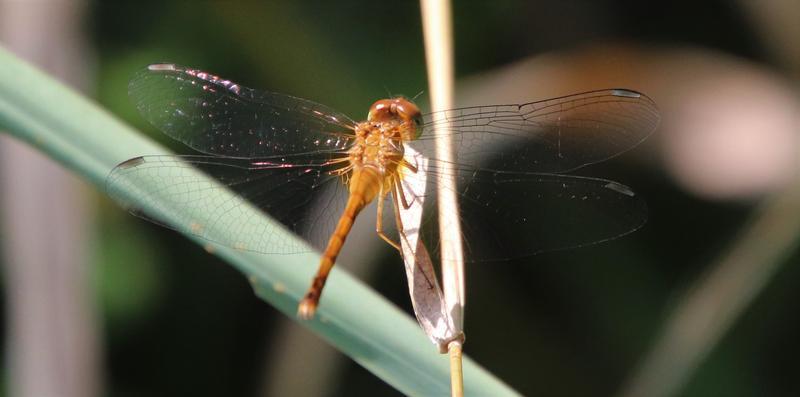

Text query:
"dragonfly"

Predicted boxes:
[[107, 63, 659, 319]]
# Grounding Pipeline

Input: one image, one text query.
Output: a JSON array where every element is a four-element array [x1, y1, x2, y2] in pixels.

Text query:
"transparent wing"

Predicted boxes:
[[412, 89, 659, 174], [404, 167, 647, 261], [457, 171, 646, 259], [129, 64, 358, 158], [402, 88, 657, 259], [106, 155, 350, 254], [118, 68, 657, 261]]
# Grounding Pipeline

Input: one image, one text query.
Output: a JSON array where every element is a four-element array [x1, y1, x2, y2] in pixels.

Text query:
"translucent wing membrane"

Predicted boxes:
[[417, 170, 647, 260], [107, 154, 646, 260], [401, 89, 657, 258], [412, 89, 659, 174], [107, 155, 349, 254], [114, 63, 659, 261], [129, 64, 357, 158]]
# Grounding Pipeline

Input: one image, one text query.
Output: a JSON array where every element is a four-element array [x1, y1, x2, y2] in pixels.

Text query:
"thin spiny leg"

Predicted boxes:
[[323, 156, 351, 166], [400, 158, 419, 173], [376, 184, 401, 251], [330, 163, 353, 177], [394, 173, 414, 210], [391, 183, 405, 236]]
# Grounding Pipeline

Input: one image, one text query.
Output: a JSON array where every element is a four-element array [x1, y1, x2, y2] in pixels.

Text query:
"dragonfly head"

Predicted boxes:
[[367, 98, 424, 140]]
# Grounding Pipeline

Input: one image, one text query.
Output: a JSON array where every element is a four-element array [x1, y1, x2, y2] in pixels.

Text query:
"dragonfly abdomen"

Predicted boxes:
[[297, 168, 383, 319]]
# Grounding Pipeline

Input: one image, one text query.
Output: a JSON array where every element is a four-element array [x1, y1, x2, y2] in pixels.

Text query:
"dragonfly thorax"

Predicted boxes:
[[350, 120, 405, 173], [346, 116, 408, 201]]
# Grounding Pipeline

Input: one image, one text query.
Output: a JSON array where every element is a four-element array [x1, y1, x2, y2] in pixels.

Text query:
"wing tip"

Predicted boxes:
[[147, 63, 178, 71], [611, 89, 642, 98], [603, 181, 636, 197], [117, 156, 146, 169]]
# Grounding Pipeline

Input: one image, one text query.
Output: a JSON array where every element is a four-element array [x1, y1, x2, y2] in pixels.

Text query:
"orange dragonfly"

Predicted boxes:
[[107, 64, 659, 318]]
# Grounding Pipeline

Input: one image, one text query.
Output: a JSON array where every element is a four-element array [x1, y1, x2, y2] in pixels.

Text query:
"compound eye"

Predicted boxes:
[[413, 115, 424, 139]]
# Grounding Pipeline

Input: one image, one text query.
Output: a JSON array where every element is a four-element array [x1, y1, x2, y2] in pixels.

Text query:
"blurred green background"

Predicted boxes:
[[1, 1, 799, 396]]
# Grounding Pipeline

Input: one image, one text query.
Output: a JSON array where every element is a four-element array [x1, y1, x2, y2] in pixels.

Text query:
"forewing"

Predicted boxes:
[[106, 155, 348, 254], [129, 64, 357, 158], [413, 89, 659, 174]]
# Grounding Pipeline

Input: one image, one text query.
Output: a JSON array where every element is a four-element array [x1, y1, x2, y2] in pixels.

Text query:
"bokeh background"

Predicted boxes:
[[1, 1, 799, 396]]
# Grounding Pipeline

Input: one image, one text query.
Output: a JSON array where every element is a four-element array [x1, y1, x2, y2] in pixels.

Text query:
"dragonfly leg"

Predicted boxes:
[[390, 183, 410, 249], [400, 158, 418, 173], [376, 185, 401, 251], [391, 183, 405, 233], [394, 173, 414, 210], [329, 162, 353, 177], [323, 156, 351, 167]]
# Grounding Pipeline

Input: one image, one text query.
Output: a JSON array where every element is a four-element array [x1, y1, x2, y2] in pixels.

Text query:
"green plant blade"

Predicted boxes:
[[0, 45, 520, 396]]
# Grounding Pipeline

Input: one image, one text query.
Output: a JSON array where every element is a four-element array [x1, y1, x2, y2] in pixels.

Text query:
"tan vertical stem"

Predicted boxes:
[[448, 340, 465, 396], [420, 0, 465, 396]]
